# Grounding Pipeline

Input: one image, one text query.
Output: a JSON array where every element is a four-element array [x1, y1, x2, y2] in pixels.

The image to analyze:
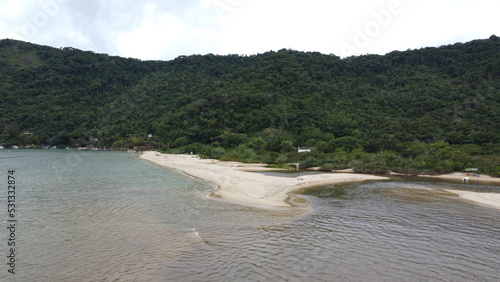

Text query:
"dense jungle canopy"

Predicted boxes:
[[1, 36, 499, 174]]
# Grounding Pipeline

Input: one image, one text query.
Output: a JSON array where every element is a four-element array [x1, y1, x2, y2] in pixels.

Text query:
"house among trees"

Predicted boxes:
[[298, 147, 313, 153], [464, 168, 479, 176]]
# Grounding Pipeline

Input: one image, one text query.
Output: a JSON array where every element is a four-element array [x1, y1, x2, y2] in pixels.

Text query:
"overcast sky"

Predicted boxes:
[[1, 0, 499, 61]]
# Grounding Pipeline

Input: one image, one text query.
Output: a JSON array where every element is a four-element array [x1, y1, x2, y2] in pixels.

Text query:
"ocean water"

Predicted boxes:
[[0, 150, 499, 281]]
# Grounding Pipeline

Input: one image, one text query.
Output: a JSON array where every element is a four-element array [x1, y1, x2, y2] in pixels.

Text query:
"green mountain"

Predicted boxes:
[[1, 36, 499, 174]]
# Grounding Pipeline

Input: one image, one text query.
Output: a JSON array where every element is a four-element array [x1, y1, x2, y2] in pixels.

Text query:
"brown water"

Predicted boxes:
[[1, 150, 499, 281]]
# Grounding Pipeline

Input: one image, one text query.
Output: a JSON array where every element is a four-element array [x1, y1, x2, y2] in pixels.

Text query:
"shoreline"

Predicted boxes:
[[418, 172, 500, 184], [139, 151, 389, 208], [443, 189, 500, 210], [138, 152, 500, 210], [417, 173, 500, 210]]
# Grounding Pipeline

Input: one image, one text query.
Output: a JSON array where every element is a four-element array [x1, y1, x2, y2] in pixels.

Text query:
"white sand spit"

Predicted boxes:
[[419, 173, 500, 184], [139, 151, 388, 207], [444, 190, 500, 210]]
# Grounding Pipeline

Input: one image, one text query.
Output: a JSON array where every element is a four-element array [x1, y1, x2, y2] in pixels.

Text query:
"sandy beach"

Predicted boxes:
[[419, 172, 500, 184], [139, 151, 388, 208], [417, 173, 500, 210], [443, 190, 500, 210]]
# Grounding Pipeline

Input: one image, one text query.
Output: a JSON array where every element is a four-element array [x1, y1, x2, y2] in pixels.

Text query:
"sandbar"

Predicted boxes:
[[443, 189, 500, 210], [419, 172, 500, 184], [417, 173, 500, 210], [139, 151, 388, 208]]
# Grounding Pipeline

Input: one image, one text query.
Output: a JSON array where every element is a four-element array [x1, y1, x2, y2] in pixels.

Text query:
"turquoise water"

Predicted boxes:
[[0, 150, 499, 281]]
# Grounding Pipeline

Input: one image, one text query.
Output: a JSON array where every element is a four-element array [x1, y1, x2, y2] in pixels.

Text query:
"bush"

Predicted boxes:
[[181, 142, 206, 154], [173, 137, 189, 148], [202, 146, 226, 159], [219, 156, 246, 162], [349, 154, 390, 174], [275, 154, 288, 164], [217, 132, 247, 148], [225, 146, 258, 162], [352, 163, 390, 174], [300, 157, 320, 169], [319, 163, 335, 172], [492, 166, 500, 177]]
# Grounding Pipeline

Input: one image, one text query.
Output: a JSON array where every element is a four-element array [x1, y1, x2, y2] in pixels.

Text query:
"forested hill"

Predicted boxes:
[[1, 36, 499, 174]]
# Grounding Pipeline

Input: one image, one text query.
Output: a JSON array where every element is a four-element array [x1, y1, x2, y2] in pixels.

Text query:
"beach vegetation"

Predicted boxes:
[[265, 164, 295, 170], [202, 146, 226, 159], [300, 156, 321, 169], [173, 137, 189, 148]]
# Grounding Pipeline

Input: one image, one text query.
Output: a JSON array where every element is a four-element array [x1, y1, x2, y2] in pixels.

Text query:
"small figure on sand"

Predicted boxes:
[[462, 176, 469, 183]]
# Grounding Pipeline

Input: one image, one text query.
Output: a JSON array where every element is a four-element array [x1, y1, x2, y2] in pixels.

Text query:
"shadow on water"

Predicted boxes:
[[297, 183, 353, 198]]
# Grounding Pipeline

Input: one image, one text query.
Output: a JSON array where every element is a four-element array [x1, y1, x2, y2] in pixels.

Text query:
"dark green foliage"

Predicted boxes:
[[300, 156, 321, 169], [173, 137, 189, 148], [1, 37, 500, 174]]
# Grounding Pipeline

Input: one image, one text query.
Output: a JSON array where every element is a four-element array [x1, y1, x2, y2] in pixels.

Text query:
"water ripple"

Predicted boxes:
[[2, 151, 499, 281]]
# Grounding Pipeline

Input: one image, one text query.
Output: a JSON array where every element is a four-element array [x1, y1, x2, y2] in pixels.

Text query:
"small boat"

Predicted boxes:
[[12, 145, 19, 149], [0, 145, 4, 149]]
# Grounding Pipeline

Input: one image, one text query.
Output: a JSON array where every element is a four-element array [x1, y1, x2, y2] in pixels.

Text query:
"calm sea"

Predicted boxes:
[[0, 150, 499, 281]]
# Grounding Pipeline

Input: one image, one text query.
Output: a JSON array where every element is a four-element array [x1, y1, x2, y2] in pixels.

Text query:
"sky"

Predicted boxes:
[[1, 0, 499, 61]]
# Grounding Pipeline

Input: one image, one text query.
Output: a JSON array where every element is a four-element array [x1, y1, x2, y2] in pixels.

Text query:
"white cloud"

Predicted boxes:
[[0, 0, 498, 60], [118, 14, 186, 59]]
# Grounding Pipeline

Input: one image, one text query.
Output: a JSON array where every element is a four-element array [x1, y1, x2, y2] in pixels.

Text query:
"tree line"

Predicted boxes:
[[1, 36, 499, 175]]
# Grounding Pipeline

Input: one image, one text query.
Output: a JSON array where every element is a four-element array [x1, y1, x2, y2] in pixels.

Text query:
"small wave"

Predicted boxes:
[[184, 227, 212, 245]]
